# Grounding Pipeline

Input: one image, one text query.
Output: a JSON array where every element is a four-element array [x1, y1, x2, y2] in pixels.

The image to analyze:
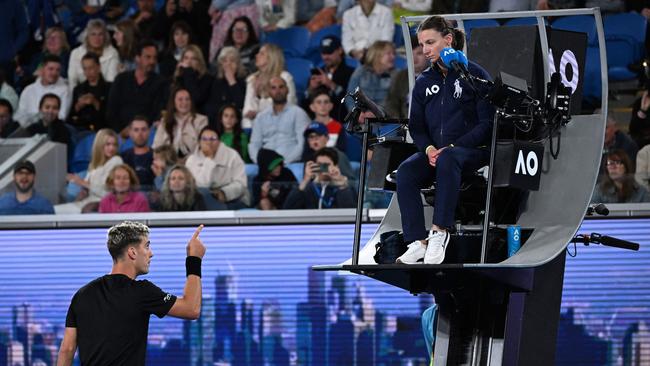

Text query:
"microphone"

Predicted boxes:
[[572, 233, 640, 251], [440, 47, 470, 80], [350, 87, 387, 119], [586, 203, 609, 216]]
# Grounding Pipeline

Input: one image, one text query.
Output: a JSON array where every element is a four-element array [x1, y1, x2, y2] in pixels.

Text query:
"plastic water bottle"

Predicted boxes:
[[507, 225, 521, 257]]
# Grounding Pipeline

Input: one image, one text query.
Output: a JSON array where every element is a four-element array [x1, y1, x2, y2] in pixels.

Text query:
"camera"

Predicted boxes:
[[318, 163, 330, 173]]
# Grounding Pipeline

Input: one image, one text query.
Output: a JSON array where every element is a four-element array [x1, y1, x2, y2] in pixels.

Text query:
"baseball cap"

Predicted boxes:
[[14, 160, 35, 174], [320, 36, 342, 54], [304, 122, 329, 137]]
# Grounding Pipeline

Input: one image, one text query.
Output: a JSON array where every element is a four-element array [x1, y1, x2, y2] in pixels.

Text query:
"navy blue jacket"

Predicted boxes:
[[409, 61, 495, 152], [0, 0, 29, 64]]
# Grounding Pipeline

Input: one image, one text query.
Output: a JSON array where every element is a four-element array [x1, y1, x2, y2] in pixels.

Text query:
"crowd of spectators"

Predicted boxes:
[[0, 0, 649, 215]]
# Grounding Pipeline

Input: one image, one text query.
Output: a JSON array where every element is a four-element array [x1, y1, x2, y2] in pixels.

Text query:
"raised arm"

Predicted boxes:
[[167, 224, 206, 320], [56, 327, 77, 366]]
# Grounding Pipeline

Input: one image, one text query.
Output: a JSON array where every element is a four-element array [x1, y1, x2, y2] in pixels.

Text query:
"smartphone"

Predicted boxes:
[[318, 163, 330, 173], [310, 68, 322, 76]]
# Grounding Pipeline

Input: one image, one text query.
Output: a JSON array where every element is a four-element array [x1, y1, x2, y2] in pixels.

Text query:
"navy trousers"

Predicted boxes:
[[396, 147, 490, 242]]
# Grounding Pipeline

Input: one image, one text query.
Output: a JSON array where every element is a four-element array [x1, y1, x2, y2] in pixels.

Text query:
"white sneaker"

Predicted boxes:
[[396, 241, 427, 264], [424, 230, 450, 264]]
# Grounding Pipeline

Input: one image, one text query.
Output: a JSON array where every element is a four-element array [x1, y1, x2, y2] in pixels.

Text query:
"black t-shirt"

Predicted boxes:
[[65, 274, 177, 366], [121, 148, 155, 188]]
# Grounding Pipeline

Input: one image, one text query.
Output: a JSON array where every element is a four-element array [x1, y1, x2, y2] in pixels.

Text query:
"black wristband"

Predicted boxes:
[[186, 256, 202, 277]]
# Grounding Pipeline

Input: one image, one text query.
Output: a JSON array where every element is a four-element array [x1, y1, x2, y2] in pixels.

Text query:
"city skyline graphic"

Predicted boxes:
[[0, 220, 648, 365]]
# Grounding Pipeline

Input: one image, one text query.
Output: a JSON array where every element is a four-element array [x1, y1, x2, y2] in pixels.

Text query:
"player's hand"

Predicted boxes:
[[187, 225, 206, 258]]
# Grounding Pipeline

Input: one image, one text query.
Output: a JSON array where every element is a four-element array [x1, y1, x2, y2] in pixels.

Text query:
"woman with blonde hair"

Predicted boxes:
[[241, 43, 296, 128], [113, 19, 139, 73], [152, 87, 208, 159], [23, 26, 71, 80], [56, 128, 124, 213], [155, 164, 206, 211], [99, 164, 150, 213], [346, 40, 396, 111], [68, 19, 120, 87], [173, 44, 214, 114], [206, 46, 247, 119]]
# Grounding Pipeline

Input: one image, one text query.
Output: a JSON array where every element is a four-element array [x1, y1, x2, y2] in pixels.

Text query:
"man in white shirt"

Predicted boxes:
[[341, 0, 394, 60], [15, 55, 71, 126]]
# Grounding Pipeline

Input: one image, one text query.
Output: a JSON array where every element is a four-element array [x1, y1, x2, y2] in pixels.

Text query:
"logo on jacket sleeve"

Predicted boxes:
[[425, 84, 440, 96], [453, 79, 463, 99]]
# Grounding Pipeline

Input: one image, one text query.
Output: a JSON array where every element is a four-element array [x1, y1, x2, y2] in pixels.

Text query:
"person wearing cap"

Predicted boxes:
[[0, 160, 55, 215], [302, 35, 354, 119], [301, 121, 355, 181], [248, 76, 310, 164], [252, 148, 298, 210], [341, 0, 394, 61]]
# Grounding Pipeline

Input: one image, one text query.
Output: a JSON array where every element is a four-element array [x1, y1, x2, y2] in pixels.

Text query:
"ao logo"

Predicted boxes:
[[425, 85, 440, 96], [548, 48, 579, 94], [515, 150, 539, 176], [443, 48, 456, 57], [512, 228, 520, 241]]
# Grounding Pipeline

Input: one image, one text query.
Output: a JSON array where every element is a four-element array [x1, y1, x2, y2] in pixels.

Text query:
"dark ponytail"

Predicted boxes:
[[416, 15, 465, 51]]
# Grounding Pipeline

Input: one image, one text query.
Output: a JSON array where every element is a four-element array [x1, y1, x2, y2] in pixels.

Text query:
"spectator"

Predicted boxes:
[[307, 88, 346, 149], [592, 149, 650, 203], [159, 21, 193, 78], [346, 41, 396, 111], [155, 164, 206, 211], [296, 0, 330, 25], [151, 144, 179, 191], [206, 46, 247, 120], [68, 19, 120, 88], [252, 148, 297, 209], [0, 0, 28, 83], [302, 35, 354, 120], [98, 164, 150, 213], [385, 39, 427, 118], [0, 70, 18, 111], [130, 0, 159, 39], [68, 53, 111, 133], [21, 26, 71, 83], [214, 104, 250, 163], [284, 147, 356, 209], [155, 0, 211, 53], [248, 76, 310, 163], [0, 160, 54, 215], [0, 99, 20, 138], [57, 128, 124, 213], [629, 89, 650, 149], [604, 114, 638, 167], [637, 145, 650, 191], [185, 126, 250, 209], [25, 94, 71, 145], [301, 121, 354, 179], [489, 0, 534, 12], [208, 0, 259, 62], [106, 39, 168, 137], [392, 0, 433, 20], [172, 45, 214, 115], [152, 87, 208, 159], [221, 16, 260, 73], [304, 1, 337, 33], [341, 0, 394, 60], [113, 19, 140, 73], [76, 0, 129, 24], [242, 43, 297, 128], [256, 0, 297, 32], [15, 55, 71, 127], [121, 116, 155, 190]]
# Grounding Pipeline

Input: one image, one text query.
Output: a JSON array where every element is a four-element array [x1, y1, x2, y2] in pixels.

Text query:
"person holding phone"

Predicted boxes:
[[284, 147, 355, 209]]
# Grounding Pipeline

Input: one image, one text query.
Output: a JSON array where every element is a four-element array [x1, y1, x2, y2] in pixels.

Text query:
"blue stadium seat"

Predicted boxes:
[[345, 56, 359, 69], [463, 19, 500, 41], [603, 12, 647, 81], [394, 55, 407, 70], [504, 17, 547, 27], [265, 26, 310, 58], [393, 23, 405, 48], [285, 57, 313, 103], [288, 162, 305, 182], [70, 132, 96, 173], [552, 15, 597, 46], [582, 46, 602, 105], [306, 24, 343, 65]]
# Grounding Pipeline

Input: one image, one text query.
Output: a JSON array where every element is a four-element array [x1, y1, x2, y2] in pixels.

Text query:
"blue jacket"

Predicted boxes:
[[0, 0, 29, 64], [409, 61, 495, 152]]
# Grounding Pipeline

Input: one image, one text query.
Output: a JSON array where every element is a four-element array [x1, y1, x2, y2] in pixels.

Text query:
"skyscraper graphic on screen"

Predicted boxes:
[[184, 295, 215, 366], [622, 321, 650, 365]]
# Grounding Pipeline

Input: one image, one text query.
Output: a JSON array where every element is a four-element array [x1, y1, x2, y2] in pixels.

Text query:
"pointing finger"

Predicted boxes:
[[192, 224, 204, 240]]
